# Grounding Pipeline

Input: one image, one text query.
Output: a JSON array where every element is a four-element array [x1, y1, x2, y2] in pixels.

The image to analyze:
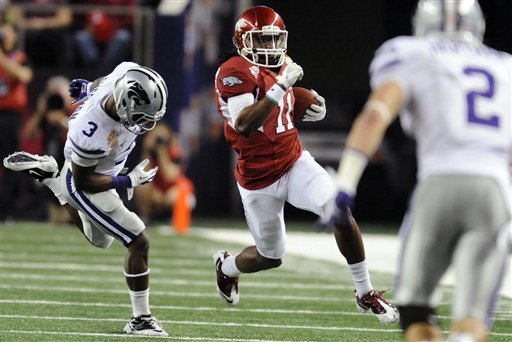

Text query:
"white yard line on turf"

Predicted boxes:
[[190, 227, 512, 299], [1, 315, 511, 337], [0, 329, 307, 342], [1, 300, 509, 322]]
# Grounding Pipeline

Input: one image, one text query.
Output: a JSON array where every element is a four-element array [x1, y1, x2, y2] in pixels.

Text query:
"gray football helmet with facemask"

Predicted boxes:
[[113, 66, 168, 135], [413, 0, 485, 43]]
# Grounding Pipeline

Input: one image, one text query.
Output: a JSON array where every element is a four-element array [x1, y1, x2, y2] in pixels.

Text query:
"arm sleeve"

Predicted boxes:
[[227, 92, 256, 128]]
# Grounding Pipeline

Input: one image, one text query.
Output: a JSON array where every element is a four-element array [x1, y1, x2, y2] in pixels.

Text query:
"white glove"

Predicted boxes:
[[303, 89, 326, 122], [127, 159, 158, 187], [276, 63, 304, 89]]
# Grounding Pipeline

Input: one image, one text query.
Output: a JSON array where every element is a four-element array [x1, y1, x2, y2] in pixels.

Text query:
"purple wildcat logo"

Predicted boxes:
[[127, 80, 150, 105]]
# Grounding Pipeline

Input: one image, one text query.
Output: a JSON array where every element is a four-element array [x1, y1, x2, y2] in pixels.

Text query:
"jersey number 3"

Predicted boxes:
[[82, 121, 99, 137], [463, 67, 499, 128]]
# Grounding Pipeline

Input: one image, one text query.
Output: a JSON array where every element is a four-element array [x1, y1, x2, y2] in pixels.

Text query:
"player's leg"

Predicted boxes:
[[234, 181, 287, 270], [286, 151, 366, 262], [448, 177, 510, 342], [5, 153, 166, 335], [3, 151, 66, 204], [3, 151, 115, 246], [59, 162, 167, 336], [287, 150, 399, 323], [213, 180, 286, 305], [395, 176, 460, 341]]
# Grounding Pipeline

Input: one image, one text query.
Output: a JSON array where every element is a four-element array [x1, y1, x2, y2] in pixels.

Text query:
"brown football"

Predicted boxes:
[[293, 87, 318, 120]]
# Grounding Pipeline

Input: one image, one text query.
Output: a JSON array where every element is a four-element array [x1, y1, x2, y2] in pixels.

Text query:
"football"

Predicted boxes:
[[293, 87, 318, 120]]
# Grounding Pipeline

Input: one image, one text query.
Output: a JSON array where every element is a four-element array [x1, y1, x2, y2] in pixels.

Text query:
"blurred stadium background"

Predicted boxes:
[[1, 0, 511, 224]]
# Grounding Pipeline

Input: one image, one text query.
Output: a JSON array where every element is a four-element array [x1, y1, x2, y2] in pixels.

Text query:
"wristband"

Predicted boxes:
[[112, 175, 132, 189], [334, 148, 369, 195], [266, 83, 286, 105]]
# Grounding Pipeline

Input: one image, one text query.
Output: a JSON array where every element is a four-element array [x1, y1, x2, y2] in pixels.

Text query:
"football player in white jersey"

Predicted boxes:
[[330, 1, 511, 341], [3, 62, 169, 337]]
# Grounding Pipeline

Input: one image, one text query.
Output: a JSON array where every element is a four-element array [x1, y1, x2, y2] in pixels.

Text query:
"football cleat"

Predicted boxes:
[[123, 314, 168, 337], [355, 290, 400, 324], [212, 250, 240, 305], [3, 151, 59, 182]]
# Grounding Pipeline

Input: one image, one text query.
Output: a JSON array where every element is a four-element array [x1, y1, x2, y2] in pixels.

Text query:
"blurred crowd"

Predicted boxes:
[[2, 0, 139, 71], [0, 0, 233, 226]]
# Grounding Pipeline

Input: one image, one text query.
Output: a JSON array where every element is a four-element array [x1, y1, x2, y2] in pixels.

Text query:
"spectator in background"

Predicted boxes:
[[72, 0, 136, 74], [180, 85, 228, 217], [182, 0, 232, 109], [4, 0, 73, 67], [135, 122, 195, 234], [23, 76, 75, 223], [0, 19, 33, 222]]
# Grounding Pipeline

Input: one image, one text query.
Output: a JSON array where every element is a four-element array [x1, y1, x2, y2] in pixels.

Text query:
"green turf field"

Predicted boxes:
[[1, 222, 511, 341]]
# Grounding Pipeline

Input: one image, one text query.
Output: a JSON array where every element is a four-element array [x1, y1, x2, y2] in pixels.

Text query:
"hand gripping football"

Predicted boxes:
[[292, 87, 319, 120]]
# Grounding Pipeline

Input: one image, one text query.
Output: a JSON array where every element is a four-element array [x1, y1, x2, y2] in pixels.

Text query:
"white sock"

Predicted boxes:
[[221, 254, 242, 278], [348, 260, 373, 297], [41, 177, 67, 205], [129, 288, 151, 317], [447, 333, 476, 342]]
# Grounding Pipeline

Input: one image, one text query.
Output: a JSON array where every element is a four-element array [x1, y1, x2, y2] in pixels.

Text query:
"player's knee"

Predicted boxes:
[[398, 305, 439, 332], [261, 256, 282, 269], [333, 218, 356, 235], [129, 232, 150, 255]]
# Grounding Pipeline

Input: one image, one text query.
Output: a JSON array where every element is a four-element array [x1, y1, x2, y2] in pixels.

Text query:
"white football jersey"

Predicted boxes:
[[370, 36, 511, 197], [64, 62, 139, 176]]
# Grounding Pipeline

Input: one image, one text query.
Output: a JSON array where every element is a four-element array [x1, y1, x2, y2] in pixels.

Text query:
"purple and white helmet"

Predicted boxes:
[[413, 0, 485, 43], [113, 66, 168, 134]]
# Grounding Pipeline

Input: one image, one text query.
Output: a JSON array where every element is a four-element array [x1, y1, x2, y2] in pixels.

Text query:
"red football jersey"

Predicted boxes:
[[215, 56, 303, 190]]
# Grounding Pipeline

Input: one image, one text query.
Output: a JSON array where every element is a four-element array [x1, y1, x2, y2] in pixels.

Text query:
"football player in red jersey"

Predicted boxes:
[[212, 5, 399, 324]]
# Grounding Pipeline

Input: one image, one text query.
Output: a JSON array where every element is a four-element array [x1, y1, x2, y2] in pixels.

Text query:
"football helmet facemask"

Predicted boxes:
[[413, 0, 485, 43], [113, 66, 168, 135], [233, 6, 288, 68]]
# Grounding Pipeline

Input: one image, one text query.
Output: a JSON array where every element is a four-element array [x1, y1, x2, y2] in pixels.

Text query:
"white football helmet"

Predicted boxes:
[[413, 0, 485, 43], [113, 66, 168, 134]]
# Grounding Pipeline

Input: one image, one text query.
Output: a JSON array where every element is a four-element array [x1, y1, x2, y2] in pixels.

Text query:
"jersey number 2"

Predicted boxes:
[[463, 67, 499, 128]]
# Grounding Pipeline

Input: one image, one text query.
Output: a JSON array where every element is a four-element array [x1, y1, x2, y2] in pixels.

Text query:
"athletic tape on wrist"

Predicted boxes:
[[266, 83, 286, 105], [124, 268, 151, 278], [334, 148, 369, 194]]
